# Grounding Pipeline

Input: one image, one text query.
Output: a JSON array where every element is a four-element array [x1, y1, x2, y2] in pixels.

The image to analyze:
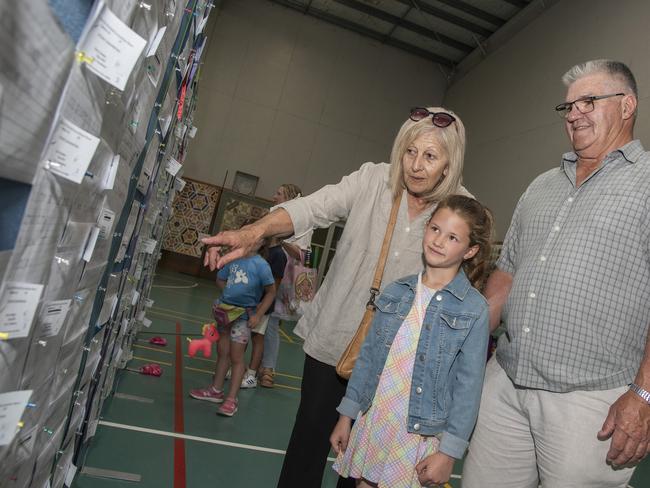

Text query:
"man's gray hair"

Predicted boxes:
[[562, 59, 638, 97]]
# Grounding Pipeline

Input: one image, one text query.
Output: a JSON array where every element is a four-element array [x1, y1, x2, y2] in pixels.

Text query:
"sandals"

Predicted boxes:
[[259, 368, 275, 388]]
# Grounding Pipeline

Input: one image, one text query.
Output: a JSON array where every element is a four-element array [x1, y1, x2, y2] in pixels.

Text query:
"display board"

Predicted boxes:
[[0, 1, 216, 486]]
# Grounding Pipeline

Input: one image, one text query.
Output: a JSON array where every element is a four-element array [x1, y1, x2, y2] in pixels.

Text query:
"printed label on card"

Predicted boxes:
[[38, 299, 72, 339], [97, 208, 116, 239], [188, 126, 198, 138], [45, 118, 100, 184], [0, 283, 44, 339], [165, 158, 182, 177], [143, 317, 152, 328], [79, 5, 147, 90]]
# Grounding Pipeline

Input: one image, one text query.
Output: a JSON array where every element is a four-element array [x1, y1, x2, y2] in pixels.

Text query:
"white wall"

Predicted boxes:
[[183, 0, 449, 199], [444, 0, 650, 238]]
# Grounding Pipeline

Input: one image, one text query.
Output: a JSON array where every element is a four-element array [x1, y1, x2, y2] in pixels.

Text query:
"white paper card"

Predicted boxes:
[[146, 26, 167, 57], [82, 226, 101, 262], [131, 290, 140, 306], [142, 317, 152, 328], [97, 208, 116, 239], [165, 157, 182, 177], [80, 5, 147, 90], [0, 390, 32, 446], [136, 310, 146, 321], [38, 299, 72, 338], [188, 126, 197, 138], [87, 419, 99, 439], [141, 238, 157, 254], [64, 464, 77, 486], [103, 154, 120, 190], [45, 118, 100, 184], [0, 283, 44, 339], [145, 298, 154, 308], [174, 178, 186, 192]]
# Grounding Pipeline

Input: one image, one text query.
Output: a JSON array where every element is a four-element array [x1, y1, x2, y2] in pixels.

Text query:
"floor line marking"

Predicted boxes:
[[272, 383, 301, 392], [148, 310, 204, 325], [174, 322, 186, 488], [278, 326, 294, 344], [184, 366, 302, 382], [95, 421, 466, 477], [98, 420, 309, 456], [134, 344, 173, 355], [132, 355, 172, 366], [152, 305, 213, 322]]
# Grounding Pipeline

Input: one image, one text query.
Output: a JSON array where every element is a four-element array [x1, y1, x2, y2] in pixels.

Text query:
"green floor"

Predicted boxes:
[[72, 269, 650, 488]]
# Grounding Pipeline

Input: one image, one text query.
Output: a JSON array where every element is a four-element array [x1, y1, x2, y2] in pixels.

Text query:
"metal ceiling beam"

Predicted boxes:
[[435, 0, 506, 27], [501, 0, 530, 8], [394, 0, 493, 37], [332, 0, 473, 53], [268, 0, 456, 67]]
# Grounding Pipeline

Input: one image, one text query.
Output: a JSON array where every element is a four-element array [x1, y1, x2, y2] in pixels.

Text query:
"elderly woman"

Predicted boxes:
[[202, 107, 471, 488]]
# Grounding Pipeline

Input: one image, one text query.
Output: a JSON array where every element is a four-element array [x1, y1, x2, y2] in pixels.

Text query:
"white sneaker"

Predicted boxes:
[[240, 371, 257, 388]]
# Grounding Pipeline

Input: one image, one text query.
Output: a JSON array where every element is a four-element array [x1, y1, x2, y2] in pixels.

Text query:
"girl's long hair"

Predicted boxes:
[[433, 195, 494, 291]]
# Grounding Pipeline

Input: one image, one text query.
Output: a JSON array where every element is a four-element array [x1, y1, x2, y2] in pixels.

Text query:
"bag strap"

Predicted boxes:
[[366, 191, 403, 310]]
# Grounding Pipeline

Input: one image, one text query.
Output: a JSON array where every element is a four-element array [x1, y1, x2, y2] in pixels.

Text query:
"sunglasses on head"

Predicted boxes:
[[409, 107, 456, 128]]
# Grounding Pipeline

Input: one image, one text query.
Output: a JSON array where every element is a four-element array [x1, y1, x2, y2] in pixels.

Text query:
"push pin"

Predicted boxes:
[[75, 51, 94, 64]]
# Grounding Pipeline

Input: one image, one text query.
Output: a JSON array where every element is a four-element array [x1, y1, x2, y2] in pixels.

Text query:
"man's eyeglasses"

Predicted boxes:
[[410, 107, 456, 128], [554, 93, 625, 118]]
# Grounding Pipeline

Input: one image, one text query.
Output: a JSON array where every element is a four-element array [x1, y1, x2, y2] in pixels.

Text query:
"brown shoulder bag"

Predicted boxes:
[[335, 192, 402, 379]]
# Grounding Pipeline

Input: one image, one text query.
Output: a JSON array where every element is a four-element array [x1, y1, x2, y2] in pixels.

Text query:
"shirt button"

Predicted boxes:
[[394, 251, 399, 257], [523, 327, 530, 333], [540, 256, 546, 262], [425, 324, 431, 330], [436, 295, 442, 301], [529, 292, 536, 298], [568, 197, 574, 203], [413, 423, 420, 431], [553, 225, 560, 232], [419, 354, 425, 362], [405, 227, 410, 233], [416, 387, 422, 394]]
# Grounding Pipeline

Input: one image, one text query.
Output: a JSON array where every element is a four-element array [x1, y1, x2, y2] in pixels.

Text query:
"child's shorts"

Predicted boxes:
[[251, 314, 269, 335], [217, 318, 250, 344]]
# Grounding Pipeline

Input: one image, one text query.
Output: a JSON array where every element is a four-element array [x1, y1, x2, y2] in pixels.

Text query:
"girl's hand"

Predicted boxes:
[[248, 313, 260, 329], [329, 416, 352, 455], [415, 451, 454, 487]]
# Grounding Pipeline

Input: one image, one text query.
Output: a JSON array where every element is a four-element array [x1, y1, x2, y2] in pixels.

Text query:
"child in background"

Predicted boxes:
[[241, 235, 287, 388], [189, 241, 276, 416], [259, 184, 312, 388], [330, 195, 493, 487]]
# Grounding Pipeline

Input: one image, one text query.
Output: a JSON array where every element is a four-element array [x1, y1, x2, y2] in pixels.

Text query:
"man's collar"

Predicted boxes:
[[561, 139, 645, 166]]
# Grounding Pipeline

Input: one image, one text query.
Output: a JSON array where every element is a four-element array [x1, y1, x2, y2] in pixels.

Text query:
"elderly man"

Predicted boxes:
[[462, 59, 650, 487]]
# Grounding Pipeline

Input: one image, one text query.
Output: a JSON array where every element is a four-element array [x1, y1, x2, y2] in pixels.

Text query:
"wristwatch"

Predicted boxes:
[[629, 383, 650, 405]]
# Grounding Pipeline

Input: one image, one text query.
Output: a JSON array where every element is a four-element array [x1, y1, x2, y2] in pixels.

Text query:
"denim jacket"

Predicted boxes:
[[337, 269, 489, 459]]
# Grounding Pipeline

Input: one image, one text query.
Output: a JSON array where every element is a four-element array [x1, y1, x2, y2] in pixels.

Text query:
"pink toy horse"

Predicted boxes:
[[187, 323, 220, 358]]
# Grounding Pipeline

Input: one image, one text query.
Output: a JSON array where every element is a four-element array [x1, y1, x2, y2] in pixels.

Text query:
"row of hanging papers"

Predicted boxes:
[[0, 1, 213, 486]]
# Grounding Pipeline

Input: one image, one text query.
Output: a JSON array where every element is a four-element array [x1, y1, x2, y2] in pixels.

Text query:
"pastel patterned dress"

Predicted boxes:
[[334, 277, 441, 487]]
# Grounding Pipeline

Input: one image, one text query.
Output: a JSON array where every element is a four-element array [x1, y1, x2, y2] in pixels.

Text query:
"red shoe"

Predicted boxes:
[[217, 398, 238, 416], [189, 386, 224, 403]]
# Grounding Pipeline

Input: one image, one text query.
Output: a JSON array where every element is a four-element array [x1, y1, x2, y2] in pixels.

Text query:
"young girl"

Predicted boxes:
[[330, 195, 493, 487], [190, 244, 276, 416]]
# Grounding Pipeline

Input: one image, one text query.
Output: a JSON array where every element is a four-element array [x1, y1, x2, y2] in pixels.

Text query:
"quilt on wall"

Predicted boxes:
[[211, 189, 271, 234], [162, 179, 220, 258]]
